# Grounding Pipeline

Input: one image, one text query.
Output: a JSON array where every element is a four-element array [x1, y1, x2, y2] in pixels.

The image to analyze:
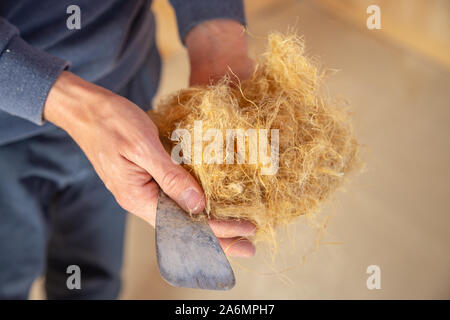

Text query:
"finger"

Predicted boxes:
[[218, 237, 256, 257], [127, 180, 160, 226], [209, 219, 256, 238], [115, 178, 160, 227], [111, 156, 160, 225], [133, 136, 205, 214]]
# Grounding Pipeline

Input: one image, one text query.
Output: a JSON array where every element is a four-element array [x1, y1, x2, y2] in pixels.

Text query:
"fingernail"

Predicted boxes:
[[180, 188, 204, 213]]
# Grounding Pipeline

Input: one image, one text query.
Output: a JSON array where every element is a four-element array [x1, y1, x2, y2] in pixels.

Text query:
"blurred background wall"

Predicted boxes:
[[31, 0, 450, 299]]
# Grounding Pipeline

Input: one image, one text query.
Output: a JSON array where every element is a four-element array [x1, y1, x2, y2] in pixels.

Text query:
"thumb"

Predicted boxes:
[[136, 137, 205, 214]]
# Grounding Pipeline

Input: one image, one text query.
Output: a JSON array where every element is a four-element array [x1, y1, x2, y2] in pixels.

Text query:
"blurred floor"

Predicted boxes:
[[31, 0, 450, 299]]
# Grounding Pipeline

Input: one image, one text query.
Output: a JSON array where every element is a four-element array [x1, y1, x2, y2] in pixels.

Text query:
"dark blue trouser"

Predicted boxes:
[[0, 127, 127, 299]]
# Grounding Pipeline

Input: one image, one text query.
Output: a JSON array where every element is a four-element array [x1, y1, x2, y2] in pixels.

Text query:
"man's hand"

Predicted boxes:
[[44, 71, 255, 257], [186, 19, 254, 86]]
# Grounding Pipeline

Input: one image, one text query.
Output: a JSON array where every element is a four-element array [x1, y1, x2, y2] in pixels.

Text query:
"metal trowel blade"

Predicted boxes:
[[155, 189, 235, 290]]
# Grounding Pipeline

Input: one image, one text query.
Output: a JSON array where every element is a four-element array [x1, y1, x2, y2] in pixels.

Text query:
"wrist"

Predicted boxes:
[[44, 71, 114, 134]]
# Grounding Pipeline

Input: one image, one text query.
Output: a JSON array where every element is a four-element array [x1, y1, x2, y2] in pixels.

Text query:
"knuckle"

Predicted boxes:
[[135, 139, 151, 158], [105, 94, 125, 108], [161, 169, 185, 194], [121, 139, 146, 162]]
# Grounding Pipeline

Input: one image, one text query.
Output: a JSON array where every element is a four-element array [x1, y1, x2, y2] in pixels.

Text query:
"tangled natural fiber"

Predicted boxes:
[[149, 33, 360, 246]]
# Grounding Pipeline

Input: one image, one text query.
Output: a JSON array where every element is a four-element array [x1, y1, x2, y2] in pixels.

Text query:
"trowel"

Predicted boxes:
[[155, 189, 235, 290]]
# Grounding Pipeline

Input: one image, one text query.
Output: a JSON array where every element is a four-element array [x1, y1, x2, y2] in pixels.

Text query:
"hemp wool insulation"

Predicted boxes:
[[149, 33, 360, 245]]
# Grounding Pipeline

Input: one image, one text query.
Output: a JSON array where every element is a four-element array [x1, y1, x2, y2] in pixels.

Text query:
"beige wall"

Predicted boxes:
[[316, 0, 450, 68]]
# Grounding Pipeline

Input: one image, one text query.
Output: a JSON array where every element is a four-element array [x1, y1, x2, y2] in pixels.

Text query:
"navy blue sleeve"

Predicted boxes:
[[169, 0, 246, 44], [0, 17, 70, 125]]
